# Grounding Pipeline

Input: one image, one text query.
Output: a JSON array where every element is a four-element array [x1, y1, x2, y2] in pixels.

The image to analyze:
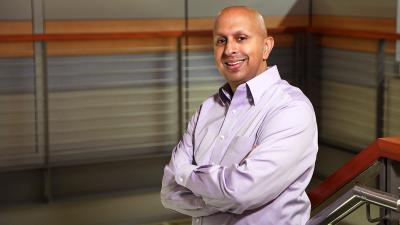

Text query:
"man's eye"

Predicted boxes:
[[238, 36, 247, 42], [216, 38, 226, 45]]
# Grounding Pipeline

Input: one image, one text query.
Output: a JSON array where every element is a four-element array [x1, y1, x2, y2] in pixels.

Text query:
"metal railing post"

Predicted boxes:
[[177, 36, 183, 138], [32, 0, 51, 203], [184, 0, 189, 124], [376, 39, 385, 139]]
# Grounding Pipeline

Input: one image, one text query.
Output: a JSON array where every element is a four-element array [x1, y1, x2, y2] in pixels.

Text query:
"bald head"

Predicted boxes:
[[212, 5, 274, 91], [214, 6, 267, 37]]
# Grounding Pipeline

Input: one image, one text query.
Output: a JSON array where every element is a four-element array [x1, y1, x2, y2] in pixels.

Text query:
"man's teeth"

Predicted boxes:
[[226, 60, 244, 66]]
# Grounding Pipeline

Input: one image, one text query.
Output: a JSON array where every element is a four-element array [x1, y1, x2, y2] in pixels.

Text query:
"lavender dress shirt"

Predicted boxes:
[[161, 66, 318, 225]]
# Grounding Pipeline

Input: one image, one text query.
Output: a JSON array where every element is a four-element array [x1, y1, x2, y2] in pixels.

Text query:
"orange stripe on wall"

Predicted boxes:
[[0, 17, 301, 57], [312, 15, 395, 33], [0, 21, 33, 35], [45, 16, 308, 33], [0, 42, 33, 58], [0, 16, 309, 35], [46, 19, 185, 34], [312, 16, 395, 53], [0, 16, 394, 34], [47, 38, 177, 56]]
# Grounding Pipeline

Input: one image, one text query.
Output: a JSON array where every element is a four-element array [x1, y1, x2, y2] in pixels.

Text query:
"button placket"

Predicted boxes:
[[210, 87, 246, 163]]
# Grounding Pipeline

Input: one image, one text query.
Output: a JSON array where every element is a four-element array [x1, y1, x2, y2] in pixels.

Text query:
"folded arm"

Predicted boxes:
[[160, 108, 219, 217], [175, 102, 318, 214]]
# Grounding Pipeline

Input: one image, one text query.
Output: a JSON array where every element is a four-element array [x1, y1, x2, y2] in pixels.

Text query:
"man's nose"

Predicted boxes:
[[224, 40, 238, 56]]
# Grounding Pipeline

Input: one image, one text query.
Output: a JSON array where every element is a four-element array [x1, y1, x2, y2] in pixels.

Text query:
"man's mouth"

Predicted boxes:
[[224, 59, 246, 70]]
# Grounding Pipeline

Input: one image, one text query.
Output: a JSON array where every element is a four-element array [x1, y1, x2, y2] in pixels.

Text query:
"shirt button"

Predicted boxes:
[[178, 177, 184, 183], [232, 109, 237, 114], [219, 135, 225, 140], [195, 218, 200, 223]]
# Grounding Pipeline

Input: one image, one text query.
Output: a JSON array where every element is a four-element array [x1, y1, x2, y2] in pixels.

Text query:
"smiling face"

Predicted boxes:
[[214, 7, 274, 91]]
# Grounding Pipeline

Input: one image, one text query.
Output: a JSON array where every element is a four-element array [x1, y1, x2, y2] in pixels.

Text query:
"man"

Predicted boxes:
[[161, 6, 318, 225]]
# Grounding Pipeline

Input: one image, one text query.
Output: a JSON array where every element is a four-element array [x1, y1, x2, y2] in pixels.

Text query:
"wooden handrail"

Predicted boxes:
[[0, 31, 184, 42], [308, 27, 400, 41], [0, 27, 303, 42], [0, 26, 399, 42], [308, 136, 400, 208]]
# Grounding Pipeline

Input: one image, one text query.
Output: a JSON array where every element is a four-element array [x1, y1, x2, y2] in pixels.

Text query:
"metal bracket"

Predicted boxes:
[[366, 202, 387, 223]]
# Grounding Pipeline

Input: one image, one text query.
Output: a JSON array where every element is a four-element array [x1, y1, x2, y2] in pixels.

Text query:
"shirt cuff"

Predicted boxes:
[[175, 163, 197, 187]]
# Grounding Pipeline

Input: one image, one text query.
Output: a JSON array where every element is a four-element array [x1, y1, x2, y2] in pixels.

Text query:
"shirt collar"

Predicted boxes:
[[246, 65, 281, 105], [218, 65, 282, 106]]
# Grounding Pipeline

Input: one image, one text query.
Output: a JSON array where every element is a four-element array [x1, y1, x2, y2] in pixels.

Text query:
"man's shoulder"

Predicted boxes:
[[266, 80, 315, 120], [262, 84, 317, 135], [273, 80, 312, 106]]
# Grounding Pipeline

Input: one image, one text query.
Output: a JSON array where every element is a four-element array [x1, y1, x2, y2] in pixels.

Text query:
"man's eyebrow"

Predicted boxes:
[[214, 32, 226, 37], [214, 30, 249, 37], [234, 31, 248, 35]]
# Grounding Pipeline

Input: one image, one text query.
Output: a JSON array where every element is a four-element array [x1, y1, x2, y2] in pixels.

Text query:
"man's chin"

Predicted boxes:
[[222, 70, 244, 78], [225, 77, 246, 86]]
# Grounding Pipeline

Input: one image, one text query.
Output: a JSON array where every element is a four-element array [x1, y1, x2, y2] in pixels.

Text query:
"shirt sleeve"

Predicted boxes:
[[174, 102, 318, 214], [160, 108, 219, 217]]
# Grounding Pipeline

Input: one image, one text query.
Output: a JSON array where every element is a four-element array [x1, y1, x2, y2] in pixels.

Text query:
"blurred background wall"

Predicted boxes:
[[0, 0, 398, 224]]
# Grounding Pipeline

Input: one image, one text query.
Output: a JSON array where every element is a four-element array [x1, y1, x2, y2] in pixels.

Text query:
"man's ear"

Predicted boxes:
[[263, 36, 274, 61]]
